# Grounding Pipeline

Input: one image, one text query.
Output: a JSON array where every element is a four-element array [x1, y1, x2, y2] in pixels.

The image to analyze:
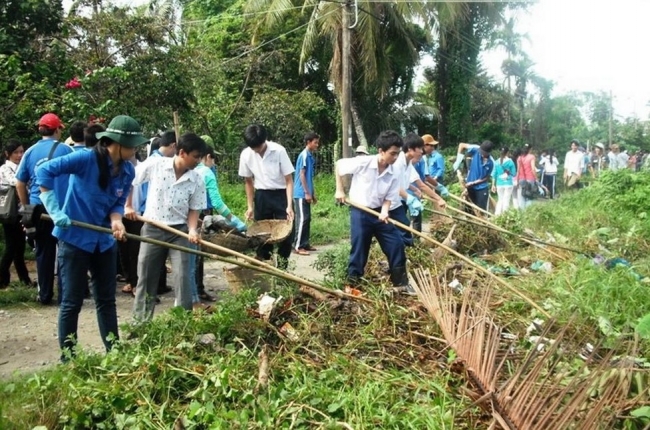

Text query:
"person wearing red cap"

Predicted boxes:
[[15, 113, 73, 305]]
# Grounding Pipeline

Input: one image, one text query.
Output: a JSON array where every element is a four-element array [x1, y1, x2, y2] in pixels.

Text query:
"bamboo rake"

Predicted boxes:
[[344, 199, 550, 317]]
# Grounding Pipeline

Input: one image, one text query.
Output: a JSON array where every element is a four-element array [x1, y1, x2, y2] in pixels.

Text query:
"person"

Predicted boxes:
[[69, 121, 88, 151], [491, 147, 517, 215], [618, 146, 630, 170], [293, 132, 319, 255], [400, 133, 446, 235], [589, 143, 606, 178], [514, 144, 538, 209], [334, 130, 413, 295], [238, 124, 295, 269], [0, 140, 32, 287], [355, 145, 369, 156], [84, 123, 104, 148], [36, 115, 147, 360], [117, 153, 142, 301], [125, 131, 176, 297], [422, 134, 444, 186], [128, 133, 207, 322], [539, 149, 559, 199], [193, 146, 245, 305], [453, 141, 495, 212], [607, 144, 621, 171], [15, 113, 73, 305], [563, 139, 585, 189]]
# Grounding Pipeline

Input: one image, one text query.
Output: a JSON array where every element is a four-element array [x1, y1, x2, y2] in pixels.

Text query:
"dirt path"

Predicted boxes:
[[0, 246, 337, 378]]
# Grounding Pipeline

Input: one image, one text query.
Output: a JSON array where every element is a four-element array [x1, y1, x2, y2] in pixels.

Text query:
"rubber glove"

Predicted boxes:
[[405, 195, 423, 217], [452, 153, 465, 172], [40, 190, 70, 228], [436, 184, 450, 198], [227, 215, 247, 233]]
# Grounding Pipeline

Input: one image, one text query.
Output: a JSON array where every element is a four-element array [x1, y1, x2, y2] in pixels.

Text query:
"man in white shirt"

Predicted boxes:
[[335, 130, 413, 295], [127, 133, 207, 321], [238, 124, 295, 269], [563, 139, 585, 189]]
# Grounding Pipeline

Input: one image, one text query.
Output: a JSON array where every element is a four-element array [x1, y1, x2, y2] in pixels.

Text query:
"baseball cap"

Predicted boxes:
[[38, 113, 64, 129]]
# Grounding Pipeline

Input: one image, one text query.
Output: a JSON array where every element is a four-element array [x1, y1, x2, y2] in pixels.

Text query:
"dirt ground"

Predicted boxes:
[[0, 247, 333, 378]]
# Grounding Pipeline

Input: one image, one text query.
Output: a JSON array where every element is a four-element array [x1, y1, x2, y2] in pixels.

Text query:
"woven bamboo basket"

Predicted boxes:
[[223, 265, 273, 292], [247, 219, 293, 244], [201, 231, 253, 256]]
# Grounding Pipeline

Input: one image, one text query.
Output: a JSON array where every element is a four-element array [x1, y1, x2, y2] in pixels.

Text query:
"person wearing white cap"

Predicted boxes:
[[355, 145, 369, 156]]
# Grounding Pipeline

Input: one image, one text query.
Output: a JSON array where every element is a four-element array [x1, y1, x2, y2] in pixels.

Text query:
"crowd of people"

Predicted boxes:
[[0, 112, 645, 360]]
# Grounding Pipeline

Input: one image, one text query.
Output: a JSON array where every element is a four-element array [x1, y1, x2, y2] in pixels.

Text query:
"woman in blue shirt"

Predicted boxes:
[[37, 115, 148, 360], [491, 147, 517, 215]]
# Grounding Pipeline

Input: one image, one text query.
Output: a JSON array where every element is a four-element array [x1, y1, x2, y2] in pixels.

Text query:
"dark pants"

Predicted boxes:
[[542, 174, 556, 199], [293, 197, 312, 250], [347, 207, 407, 286], [58, 241, 118, 359], [254, 189, 294, 269], [0, 221, 30, 286], [117, 218, 143, 287], [393, 203, 413, 246], [411, 212, 422, 233], [467, 187, 490, 211], [34, 219, 58, 304]]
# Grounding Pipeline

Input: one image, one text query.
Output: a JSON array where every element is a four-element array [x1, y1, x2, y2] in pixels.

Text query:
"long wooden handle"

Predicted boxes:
[[135, 215, 371, 303], [447, 192, 494, 218], [345, 199, 550, 317]]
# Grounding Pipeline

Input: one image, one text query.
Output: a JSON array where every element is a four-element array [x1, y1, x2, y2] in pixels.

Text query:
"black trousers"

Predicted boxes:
[[293, 198, 312, 250], [542, 174, 556, 199], [254, 189, 294, 269], [117, 218, 144, 287], [34, 219, 58, 304], [0, 221, 30, 286], [467, 187, 490, 211]]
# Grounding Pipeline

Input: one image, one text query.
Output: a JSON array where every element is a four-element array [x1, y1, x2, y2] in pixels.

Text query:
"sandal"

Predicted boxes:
[[293, 248, 310, 256], [304, 246, 318, 251], [121, 284, 134, 294]]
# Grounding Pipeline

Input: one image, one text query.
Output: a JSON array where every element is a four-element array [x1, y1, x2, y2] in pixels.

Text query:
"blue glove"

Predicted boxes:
[[40, 190, 70, 228], [227, 215, 247, 233], [452, 153, 464, 172], [436, 184, 450, 198], [405, 195, 423, 217]]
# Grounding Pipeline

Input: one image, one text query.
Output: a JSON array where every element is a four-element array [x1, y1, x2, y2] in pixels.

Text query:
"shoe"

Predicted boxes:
[[304, 246, 318, 251], [157, 286, 173, 294], [293, 248, 310, 256], [198, 291, 216, 302], [116, 274, 127, 283], [36, 296, 53, 305], [401, 285, 418, 297]]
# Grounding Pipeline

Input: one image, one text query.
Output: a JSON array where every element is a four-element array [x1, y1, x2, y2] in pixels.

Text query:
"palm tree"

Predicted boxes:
[[501, 55, 538, 136], [245, 0, 443, 152]]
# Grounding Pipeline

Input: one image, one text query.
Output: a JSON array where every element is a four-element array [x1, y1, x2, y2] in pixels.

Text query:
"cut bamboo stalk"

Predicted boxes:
[[448, 188, 493, 218], [345, 199, 550, 318]]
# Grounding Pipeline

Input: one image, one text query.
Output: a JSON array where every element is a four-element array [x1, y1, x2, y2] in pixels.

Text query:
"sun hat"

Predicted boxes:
[[201, 134, 223, 155], [422, 134, 439, 145], [595, 142, 605, 150], [96, 115, 149, 148], [355, 145, 369, 155], [38, 113, 64, 129]]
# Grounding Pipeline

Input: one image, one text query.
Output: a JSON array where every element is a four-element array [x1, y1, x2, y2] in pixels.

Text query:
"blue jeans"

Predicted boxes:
[[58, 241, 118, 358], [347, 207, 406, 285], [188, 244, 199, 303]]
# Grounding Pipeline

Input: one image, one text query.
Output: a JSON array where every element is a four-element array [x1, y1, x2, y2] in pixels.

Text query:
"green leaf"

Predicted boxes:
[[631, 405, 650, 420], [635, 313, 650, 339]]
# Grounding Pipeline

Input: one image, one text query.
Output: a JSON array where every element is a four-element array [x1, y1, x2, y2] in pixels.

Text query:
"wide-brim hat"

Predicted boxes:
[[595, 142, 605, 150], [96, 115, 149, 148], [355, 145, 369, 155]]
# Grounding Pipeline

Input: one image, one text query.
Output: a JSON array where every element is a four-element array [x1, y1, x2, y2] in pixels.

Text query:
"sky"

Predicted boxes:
[[62, 0, 650, 119], [479, 0, 650, 119]]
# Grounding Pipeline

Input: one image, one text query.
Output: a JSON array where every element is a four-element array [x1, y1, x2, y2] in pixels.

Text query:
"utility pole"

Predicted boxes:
[[609, 90, 613, 146], [340, 0, 352, 159]]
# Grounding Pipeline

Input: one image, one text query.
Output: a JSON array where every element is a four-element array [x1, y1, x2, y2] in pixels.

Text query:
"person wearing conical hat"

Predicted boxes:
[[36, 115, 148, 360]]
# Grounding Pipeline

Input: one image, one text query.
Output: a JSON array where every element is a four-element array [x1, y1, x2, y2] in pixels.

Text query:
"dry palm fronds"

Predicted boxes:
[[411, 267, 638, 430]]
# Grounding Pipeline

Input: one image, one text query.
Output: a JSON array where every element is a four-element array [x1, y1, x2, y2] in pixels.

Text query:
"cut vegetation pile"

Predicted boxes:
[[2, 170, 650, 429]]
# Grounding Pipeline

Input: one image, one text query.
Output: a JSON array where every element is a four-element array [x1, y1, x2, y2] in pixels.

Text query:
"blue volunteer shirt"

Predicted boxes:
[[293, 148, 315, 198], [426, 151, 445, 182], [37, 150, 135, 253], [466, 147, 494, 190], [15, 138, 72, 205]]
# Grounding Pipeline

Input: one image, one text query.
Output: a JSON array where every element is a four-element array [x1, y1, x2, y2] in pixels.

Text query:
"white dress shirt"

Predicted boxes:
[[337, 155, 400, 209], [564, 150, 584, 176], [238, 141, 295, 189], [133, 156, 206, 225], [390, 152, 420, 210]]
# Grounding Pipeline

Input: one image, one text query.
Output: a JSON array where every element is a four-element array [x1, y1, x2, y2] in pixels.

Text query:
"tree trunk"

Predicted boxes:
[[351, 102, 368, 148]]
